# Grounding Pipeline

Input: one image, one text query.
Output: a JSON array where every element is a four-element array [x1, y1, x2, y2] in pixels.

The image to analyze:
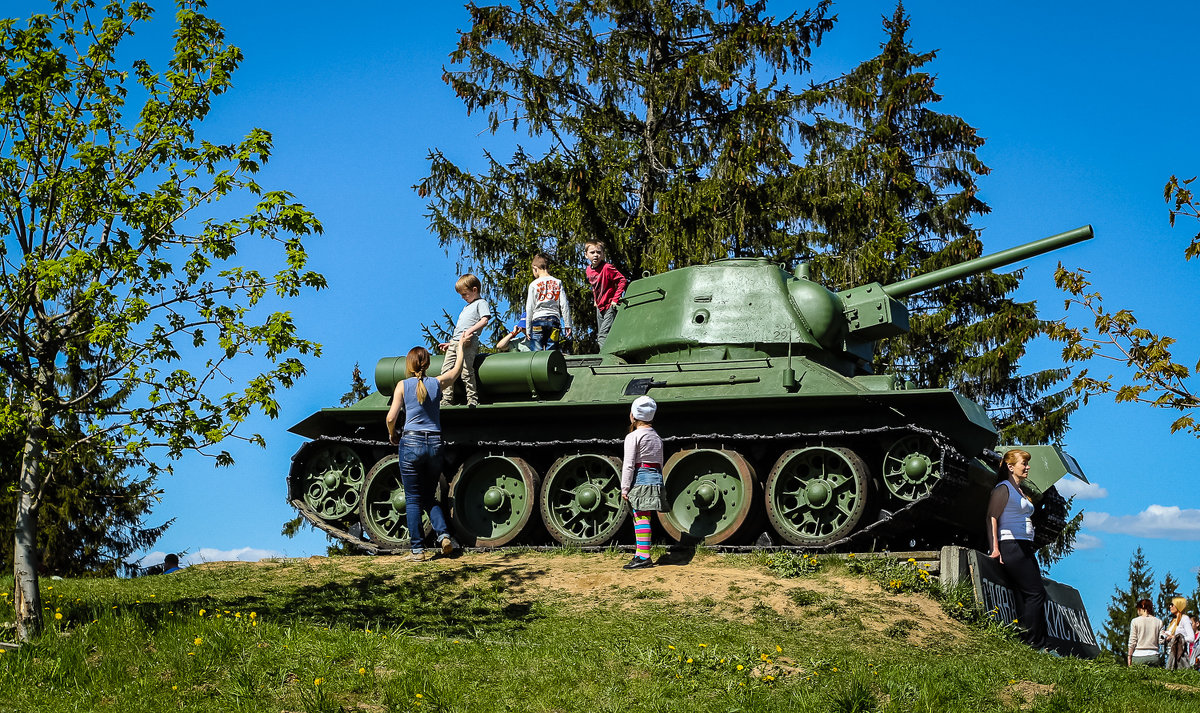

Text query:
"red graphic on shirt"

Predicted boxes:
[[535, 280, 561, 303]]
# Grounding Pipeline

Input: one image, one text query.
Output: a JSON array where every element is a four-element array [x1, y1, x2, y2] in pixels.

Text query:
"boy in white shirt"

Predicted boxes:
[[525, 254, 571, 351]]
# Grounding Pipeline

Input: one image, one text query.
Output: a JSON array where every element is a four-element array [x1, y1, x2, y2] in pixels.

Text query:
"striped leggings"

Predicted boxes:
[[633, 511, 652, 559]]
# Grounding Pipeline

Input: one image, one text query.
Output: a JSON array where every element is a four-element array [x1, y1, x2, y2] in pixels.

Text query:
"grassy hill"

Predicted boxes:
[[1, 549, 1197, 712]]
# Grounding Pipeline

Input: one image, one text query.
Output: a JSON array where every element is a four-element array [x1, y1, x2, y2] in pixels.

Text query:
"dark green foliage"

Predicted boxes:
[[799, 4, 1074, 447], [1157, 571, 1181, 618], [421, 0, 835, 329], [339, 363, 372, 407], [1098, 547, 1155, 660], [1037, 500, 1083, 571]]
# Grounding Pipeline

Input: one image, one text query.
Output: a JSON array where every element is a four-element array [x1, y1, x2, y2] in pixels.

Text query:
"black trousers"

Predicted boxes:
[[1000, 539, 1048, 649]]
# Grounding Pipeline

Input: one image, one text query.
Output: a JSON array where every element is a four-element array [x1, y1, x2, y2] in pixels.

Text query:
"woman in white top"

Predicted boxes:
[[1163, 596, 1195, 669], [986, 449, 1049, 650], [1128, 598, 1162, 666]]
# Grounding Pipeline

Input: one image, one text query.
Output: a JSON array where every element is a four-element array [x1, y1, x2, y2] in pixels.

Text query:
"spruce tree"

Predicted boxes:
[[420, 0, 835, 338], [1099, 547, 1156, 659], [1158, 571, 1181, 618], [798, 3, 1073, 445]]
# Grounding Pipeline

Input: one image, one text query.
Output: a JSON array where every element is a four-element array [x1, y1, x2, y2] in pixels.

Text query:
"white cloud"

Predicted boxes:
[[1054, 476, 1108, 500], [188, 547, 283, 565], [139, 546, 282, 569], [1085, 505, 1200, 540], [1073, 533, 1104, 550]]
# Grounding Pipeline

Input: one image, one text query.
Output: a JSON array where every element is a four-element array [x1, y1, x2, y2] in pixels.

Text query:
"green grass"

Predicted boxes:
[[1, 552, 1197, 712]]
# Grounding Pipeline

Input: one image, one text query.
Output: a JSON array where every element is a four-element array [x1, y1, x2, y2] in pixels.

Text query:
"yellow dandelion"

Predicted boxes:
[[760, 654, 769, 661], [314, 678, 323, 686], [415, 694, 423, 699], [359, 667, 366, 675], [775, 645, 782, 653], [149, 594, 155, 598], [764, 675, 775, 681], [252, 621, 257, 627], [187, 652, 195, 656], [668, 644, 675, 650], [54, 612, 62, 620], [235, 613, 242, 618], [686, 658, 693, 663], [699, 643, 707, 648], [135, 600, 141, 603], [250, 612, 257, 619], [199, 609, 206, 617], [737, 665, 744, 671], [194, 637, 202, 645], [832, 667, 838, 672], [172, 685, 177, 691], [847, 553, 855, 558]]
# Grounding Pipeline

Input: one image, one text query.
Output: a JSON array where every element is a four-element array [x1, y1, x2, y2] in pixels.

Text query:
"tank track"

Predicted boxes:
[[288, 424, 1070, 555]]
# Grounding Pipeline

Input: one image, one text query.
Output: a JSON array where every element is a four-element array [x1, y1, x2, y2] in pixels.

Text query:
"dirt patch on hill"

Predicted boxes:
[[260, 550, 970, 649]]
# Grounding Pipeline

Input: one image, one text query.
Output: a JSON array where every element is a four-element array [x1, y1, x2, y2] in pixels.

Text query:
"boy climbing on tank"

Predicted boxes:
[[525, 253, 572, 351], [438, 274, 490, 407], [495, 313, 530, 352], [584, 240, 626, 350]]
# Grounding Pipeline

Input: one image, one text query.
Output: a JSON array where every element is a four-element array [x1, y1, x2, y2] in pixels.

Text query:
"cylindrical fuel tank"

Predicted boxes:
[[374, 349, 568, 397]]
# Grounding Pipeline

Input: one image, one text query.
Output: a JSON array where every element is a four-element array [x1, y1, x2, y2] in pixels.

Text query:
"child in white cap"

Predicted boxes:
[[621, 395, 666, 569]]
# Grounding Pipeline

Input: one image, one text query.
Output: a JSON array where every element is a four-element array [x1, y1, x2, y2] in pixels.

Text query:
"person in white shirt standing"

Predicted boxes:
[[525, 253, 572, 351]]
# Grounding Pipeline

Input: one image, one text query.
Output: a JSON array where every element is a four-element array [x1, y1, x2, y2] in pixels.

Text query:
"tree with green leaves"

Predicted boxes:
[[420, 0, 835, 339], [1098, 547, 1156, 660], [799, 4, 1074, 446], [340, 363, 371, 407], [1050, 175, 1200, 436], [1158, 571, 1181, 620], [0, 1, 324, 640], [0, 369, 170, 578]]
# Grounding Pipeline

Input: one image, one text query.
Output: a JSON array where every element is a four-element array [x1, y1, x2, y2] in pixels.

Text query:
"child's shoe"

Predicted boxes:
[[623, 556, 653, 570]]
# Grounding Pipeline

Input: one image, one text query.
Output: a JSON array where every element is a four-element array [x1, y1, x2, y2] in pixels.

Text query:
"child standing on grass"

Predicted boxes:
[[584, 240, 626, 349], [438, 274, 491, 407], [620, 395, 666, 570]]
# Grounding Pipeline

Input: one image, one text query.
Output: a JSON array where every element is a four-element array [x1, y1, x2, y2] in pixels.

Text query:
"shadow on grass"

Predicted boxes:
[[63, 562, 552, 639]]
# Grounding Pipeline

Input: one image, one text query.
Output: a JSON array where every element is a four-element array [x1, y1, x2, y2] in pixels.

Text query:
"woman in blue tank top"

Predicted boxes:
[[385, 336, 466, 561], [985, 448, 1049, 650]]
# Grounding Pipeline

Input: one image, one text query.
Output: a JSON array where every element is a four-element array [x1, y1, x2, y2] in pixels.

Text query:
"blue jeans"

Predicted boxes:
[[399, 431, 450, 553], [529, 316, 561, 351]]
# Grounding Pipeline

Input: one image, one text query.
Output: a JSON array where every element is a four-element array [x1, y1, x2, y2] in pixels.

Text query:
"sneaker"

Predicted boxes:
[[623, 556, 653, 570], [439, 535, 455, 556], [406, 551, 428, 562]]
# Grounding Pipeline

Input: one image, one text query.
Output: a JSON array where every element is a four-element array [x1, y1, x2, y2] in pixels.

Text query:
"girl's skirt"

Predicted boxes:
[[628, 464, 668, 512]]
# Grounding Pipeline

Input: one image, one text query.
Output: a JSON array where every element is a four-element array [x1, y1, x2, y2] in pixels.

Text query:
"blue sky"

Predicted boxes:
[[9, 1, 1200, 630]]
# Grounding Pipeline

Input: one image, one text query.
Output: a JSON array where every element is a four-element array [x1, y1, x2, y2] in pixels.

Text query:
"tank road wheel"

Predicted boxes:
[[449, 454, 541, 547], [658, 449, 756, 545], [766, 446, 870, 547], [298, 443, 366, 521], [359, 455, 430, 548], [539, 454, 628, 546], [881, 435, 942, 502]]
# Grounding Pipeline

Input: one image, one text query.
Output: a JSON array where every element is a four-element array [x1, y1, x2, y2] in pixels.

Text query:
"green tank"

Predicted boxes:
[[287, 226, 1093, 552]]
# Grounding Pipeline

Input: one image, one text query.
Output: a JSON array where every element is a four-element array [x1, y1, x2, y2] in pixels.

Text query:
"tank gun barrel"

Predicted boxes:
[[881, 225, 1093, 299]]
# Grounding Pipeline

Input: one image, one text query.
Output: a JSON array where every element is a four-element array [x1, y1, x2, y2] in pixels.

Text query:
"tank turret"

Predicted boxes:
[[286, 226, 1093, 553], [603, 225, 1093, 370]]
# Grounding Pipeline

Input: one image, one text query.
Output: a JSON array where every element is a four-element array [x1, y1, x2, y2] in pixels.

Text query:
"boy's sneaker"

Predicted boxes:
[[406, 551, 428, 562], [623, 556, 653, 570], [439, 535, 455, 556]]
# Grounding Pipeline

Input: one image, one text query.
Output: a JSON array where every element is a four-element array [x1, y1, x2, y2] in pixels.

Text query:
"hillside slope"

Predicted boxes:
[[1, 550, 1197, 712]]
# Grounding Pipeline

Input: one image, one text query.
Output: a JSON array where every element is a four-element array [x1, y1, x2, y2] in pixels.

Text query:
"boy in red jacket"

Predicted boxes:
[[584, 240, 627, 349]]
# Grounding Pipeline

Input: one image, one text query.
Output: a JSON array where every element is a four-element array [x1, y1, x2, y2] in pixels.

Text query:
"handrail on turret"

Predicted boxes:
[[881, 225, 1094, 299]]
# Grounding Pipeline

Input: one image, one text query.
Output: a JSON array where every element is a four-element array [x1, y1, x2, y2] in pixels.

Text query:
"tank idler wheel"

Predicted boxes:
[[449, 453, 540, 547], [539, 454, 628, 546], [765, 446, 870, 547], [299, 443, 366, 521], [881, 435, 942, 502], [657, 448, 756, 545], [359, 455, 432, 548]]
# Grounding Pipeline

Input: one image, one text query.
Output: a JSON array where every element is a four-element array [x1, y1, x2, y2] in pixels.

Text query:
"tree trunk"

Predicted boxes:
[[13, 402, 46, 642]]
